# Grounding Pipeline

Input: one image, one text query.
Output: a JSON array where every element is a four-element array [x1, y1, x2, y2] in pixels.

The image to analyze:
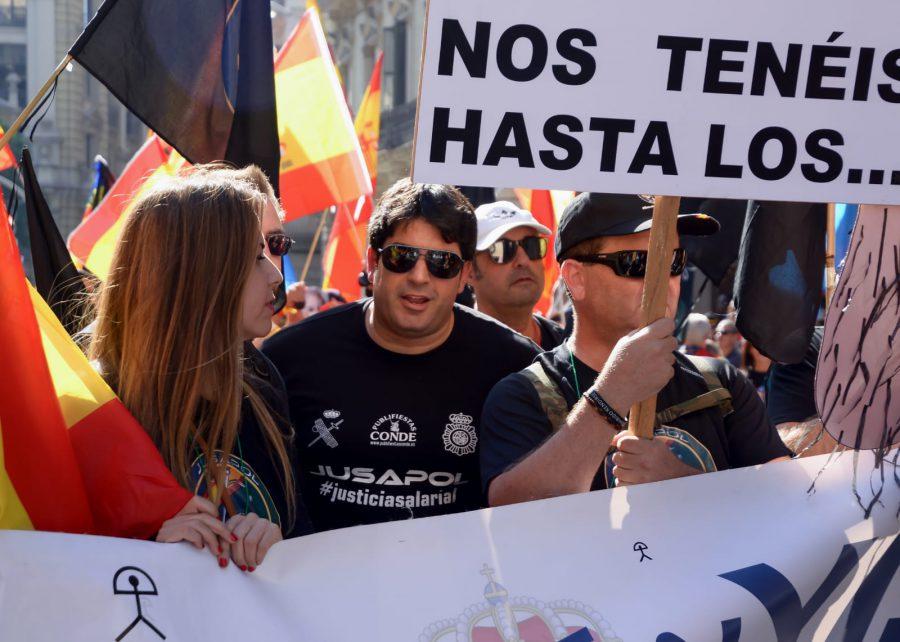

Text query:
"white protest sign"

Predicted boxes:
[[412, 0, 900, 204], [1, 453, 898, 641]]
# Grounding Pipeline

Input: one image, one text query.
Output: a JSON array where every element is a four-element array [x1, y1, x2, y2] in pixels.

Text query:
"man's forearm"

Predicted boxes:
[[487, 399, 617, 506]]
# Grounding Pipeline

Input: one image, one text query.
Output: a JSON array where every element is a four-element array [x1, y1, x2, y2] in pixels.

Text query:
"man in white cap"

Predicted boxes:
[[469, 201, 565, 350]]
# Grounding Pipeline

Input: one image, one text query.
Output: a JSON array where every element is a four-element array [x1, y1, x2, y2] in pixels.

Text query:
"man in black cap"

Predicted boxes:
[[480, 193, 791, 506]]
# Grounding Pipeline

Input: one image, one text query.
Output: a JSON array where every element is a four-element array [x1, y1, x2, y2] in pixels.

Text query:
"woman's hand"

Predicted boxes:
[[156, 496, 238, 568], [225, 512, 282, 571]]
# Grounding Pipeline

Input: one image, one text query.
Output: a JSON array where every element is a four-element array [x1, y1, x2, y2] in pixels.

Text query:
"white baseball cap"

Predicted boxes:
[[474, 201, 552, 251]]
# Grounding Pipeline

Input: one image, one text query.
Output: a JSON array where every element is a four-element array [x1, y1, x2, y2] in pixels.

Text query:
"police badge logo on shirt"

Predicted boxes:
[[309, 409, 343, 448], [443, 413, 477, 456]]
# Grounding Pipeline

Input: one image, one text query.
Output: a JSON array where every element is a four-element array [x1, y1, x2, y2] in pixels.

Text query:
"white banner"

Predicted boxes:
[[412, 0, 900, 204], [1, 453, 898, 641]]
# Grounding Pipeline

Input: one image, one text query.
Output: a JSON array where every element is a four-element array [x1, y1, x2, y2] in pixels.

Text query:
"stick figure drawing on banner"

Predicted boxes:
[[634, 542, 653, 562], [113, 566, 166, 641]]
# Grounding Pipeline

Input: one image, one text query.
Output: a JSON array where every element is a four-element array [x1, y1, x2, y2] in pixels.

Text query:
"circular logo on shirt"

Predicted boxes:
[[603, 425, 717, 488], [442, 413, 477, 456], [190, 451, 281, 527], [370, 413, 418, 447]]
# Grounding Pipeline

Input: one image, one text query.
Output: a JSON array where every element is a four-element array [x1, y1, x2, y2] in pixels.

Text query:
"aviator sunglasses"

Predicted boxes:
[[266, 233, 295, 257], [377, 243, 465, 279], [486, 236, 548, 264], [567, 248, 687, 278]]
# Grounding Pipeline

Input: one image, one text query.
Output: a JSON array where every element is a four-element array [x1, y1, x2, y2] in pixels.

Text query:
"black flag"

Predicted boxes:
[[69, 0, 280, 193], [734, 201, 826, 364], [22, 148, 88, 336], [679, 198, 747, 291]]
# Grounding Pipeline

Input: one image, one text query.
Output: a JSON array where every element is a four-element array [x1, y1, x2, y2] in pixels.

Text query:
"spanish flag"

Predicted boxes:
[[68, 136, 185, 281], [2, 215, 192, 537], [34, 282, 193, 538], [0, 125, 15, 171], [322, 53, 383, 300], [513, 189, 576, 315], [276, 8, 371, 220], [0, 216, 94, 533]]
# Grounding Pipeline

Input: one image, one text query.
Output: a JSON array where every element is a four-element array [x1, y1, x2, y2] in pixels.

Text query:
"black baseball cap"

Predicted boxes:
[[555, 193, 720, 260]]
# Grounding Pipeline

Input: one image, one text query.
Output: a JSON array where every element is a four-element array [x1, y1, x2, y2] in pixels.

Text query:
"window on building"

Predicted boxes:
[[383, 21, 407, 108], [0, 0, 26, 28], [0, 44, 26, 108]]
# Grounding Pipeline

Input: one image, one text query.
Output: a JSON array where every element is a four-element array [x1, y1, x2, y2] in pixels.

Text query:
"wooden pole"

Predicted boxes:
[[627, 195, 681, 439], [0, 55, 72, 150], [825, 202, 836, 308], [299, 207, 331, 283]]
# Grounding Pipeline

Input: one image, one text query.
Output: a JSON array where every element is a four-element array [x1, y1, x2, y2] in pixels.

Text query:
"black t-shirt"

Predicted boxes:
[[189, 345, 313, 539], [481, 342, 791, 492], [534, 314, 565, 351], [262, 301, 539, 532], [766, 326, 823, 425]]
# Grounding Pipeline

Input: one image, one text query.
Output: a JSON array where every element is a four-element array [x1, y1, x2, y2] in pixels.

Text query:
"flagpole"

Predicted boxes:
[[0, 55, 73, 150], [825, 203, 836, 308], [627, 195, 681, 440], [299, 206, 331, 282]]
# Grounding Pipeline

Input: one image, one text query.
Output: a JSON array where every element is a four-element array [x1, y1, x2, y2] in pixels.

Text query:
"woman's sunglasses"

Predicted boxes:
[[566, 248, 687, 278], [486, 236, 548, 264], [266, 233, 295, 257], [377, 244, 465, 279]]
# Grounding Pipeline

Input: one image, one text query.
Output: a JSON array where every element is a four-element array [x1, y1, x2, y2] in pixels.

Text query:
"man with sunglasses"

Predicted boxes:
[[480, 193, 790, 506], [468, 201, 565, 350], [262, 179, 539, 531]]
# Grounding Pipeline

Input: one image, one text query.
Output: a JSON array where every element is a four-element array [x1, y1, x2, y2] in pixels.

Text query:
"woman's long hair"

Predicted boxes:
[[89, 170, 294, 524]]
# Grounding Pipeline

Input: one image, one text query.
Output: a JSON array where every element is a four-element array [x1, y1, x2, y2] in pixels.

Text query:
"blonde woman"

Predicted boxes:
[[90, 168, 308, 571]]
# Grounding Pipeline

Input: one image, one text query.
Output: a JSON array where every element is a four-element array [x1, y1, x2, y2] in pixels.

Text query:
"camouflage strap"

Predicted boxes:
[[522, 355, 733, 434], [656, 355, 734, 424], [521, 361, 570, 432]]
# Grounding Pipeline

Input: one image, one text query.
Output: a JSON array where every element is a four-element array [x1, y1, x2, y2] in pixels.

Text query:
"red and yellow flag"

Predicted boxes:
[[2, 214, 192, 536], [68, 135, 185, 281], [0, 216, 94, 533], [514, 189, 576, 315], [0, 125, 17, 171], [276, 8, 371, 220], [32, 282, 192, 538], [322, 53, 383, 300]]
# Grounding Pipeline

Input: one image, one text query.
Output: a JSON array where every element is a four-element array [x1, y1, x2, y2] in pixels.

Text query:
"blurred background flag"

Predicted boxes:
[[322, 52, 382, 300], [276, 7, 371, 220], [68, 135, 185, 281], [513, 189, 575, 315], [81, 155, 116, 222]]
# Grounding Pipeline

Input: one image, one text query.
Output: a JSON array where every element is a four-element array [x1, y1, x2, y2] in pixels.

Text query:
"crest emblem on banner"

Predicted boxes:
[[442, 413, 477, 456], [419, 565, 620, 641]]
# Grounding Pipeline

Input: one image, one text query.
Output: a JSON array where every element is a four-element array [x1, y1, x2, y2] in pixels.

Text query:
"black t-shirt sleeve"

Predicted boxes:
[[766, 326, 822, 425], [480, 372, 554, 494], [718, 361, 792, 464]]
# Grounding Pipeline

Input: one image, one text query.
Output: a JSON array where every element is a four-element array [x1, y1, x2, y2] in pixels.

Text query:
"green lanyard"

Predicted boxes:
[[568, 343, 583, 397]]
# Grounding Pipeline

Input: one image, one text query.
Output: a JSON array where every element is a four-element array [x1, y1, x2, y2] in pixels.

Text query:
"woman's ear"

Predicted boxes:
[[560, 259, 585, 302]]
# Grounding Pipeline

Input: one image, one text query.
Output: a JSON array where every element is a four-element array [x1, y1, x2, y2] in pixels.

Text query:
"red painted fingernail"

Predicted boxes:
[[239, 565, 247, 572], [231, 534, 239, 542], [218, 546, 223, 555], [218, 557, 227, 568], [249, 566, 255, 573]]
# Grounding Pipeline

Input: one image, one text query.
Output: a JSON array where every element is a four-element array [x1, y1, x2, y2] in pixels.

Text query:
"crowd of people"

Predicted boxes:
[[81, 166, 830, 570]]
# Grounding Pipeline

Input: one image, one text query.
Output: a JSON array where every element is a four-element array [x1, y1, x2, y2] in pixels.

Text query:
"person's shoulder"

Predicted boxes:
[[674, 351, 739, 387], [264, 301, 364, 350], [454, 305, 540, 353], [484, 369, 544, 415]]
